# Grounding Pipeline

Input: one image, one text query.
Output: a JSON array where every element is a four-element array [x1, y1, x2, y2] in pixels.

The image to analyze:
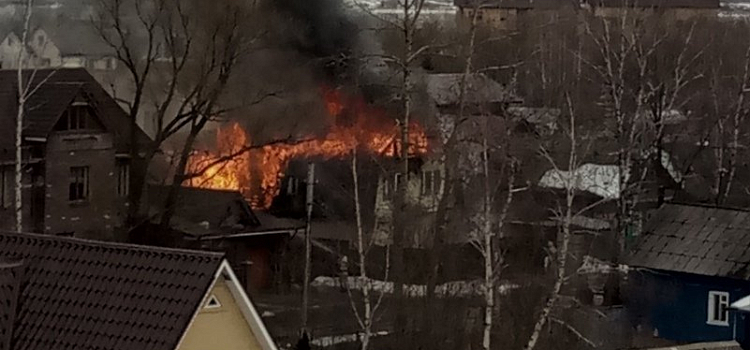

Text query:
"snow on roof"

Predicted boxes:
[[538, 163, 626, 199]]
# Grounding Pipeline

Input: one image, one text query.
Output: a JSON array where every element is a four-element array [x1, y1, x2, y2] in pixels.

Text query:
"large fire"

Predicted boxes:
[[186, 87, 429, 208]]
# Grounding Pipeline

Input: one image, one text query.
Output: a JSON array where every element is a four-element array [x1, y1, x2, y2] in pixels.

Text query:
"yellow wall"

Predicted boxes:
[[178, 276, 264, 350]]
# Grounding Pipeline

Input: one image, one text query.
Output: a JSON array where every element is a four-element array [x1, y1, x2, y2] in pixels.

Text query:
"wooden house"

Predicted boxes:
[[626, 203, 750, 345]]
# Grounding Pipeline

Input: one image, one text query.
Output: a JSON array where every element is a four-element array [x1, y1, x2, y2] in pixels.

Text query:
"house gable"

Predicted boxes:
[[51, 92, 107, 133], [177, 261, 277, 350], [0, 69, 152, 153]]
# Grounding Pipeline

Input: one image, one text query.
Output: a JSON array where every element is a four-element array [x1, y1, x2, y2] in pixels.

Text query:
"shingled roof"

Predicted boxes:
[[0, 68, 150, 156], [627, 203, 750, 279], [146, 185, 261, 237], [0, 230, 224, 350]]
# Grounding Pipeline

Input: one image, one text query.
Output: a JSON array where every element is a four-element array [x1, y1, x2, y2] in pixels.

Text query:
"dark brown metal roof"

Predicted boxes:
[[627, 203, 750, 278], [0, 230, 224, 350], [0, 68, 151, 155]]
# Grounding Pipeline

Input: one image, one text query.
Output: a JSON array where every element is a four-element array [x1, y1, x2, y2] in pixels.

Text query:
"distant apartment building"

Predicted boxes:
[[454, 0, 720, 29]]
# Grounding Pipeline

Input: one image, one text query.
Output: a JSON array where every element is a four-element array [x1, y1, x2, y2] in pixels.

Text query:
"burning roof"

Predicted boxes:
[[186, 86, 429, 208]]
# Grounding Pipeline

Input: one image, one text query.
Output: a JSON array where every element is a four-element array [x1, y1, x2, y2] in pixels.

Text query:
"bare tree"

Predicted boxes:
[[14, 0, 54, 232], [346, 149, 389, 350], [526, 95, 597, 350], [93, 0, 268, 232], [355, 0, 431, 343], [13, 0, 33, 233]]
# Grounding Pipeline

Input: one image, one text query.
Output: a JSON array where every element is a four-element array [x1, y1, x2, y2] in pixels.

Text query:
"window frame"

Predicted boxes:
[[1, 166, 12, 209], [116, 161, 130, 198], [69, 166, 90, 202], [707, 291, 730, 326], [286, 176, 298, 195], [421, 170, 433, 196], [382, 177, 390, 198]]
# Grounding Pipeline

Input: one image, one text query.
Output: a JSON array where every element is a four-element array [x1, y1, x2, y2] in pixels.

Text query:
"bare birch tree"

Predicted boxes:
[[346, 149, 389, 350], [356, 0, 431, 343], [525, 95, 596, 350], [13, 0, 34, 233], [14, 0, 54, 232]]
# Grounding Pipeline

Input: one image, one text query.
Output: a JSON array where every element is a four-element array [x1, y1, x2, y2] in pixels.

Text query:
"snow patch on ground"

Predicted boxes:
[[577, 255, 629, 275], [311, 276, 519, 297], [310, 331, 390, 347]]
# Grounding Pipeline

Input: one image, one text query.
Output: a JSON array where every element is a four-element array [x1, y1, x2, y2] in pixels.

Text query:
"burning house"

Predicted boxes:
[[371, 73, 521, 247]]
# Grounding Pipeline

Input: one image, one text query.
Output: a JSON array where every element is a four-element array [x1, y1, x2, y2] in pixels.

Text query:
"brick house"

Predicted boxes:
[[0, 68, 149, 239]]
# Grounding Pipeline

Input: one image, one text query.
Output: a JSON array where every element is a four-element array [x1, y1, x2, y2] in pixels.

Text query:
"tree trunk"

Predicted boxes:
[[392, 1, 415, 342], [159, 119, 206, 232], [352, 152, 373, 350], [15, 0, 34, 233]]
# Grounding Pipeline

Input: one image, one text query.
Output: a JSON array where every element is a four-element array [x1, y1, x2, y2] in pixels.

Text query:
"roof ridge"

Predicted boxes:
[[664, 200, 750, 213], [149, 184, 246, 195], [0, 231, 224, 259]]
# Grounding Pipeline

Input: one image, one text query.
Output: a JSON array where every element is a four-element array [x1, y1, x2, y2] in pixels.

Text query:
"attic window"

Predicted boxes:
[[55, 100, 106, 132], [56, 104, 92, 131], [204, 294, 221, 309]]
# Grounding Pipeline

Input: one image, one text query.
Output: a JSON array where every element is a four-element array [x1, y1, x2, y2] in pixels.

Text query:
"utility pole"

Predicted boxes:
[[302, 162, 315, 333]]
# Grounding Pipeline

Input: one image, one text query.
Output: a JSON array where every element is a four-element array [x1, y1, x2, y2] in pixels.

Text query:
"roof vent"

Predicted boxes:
[[204, 294, 221, 309]]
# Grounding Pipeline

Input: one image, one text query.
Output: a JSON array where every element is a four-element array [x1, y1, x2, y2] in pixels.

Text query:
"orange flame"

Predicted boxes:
[[186, 87, 428, 208]]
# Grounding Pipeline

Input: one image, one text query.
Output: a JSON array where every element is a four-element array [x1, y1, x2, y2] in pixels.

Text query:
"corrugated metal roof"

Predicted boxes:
[[0, 68, 151, 154], [0, 230, 223, 350], [627, 203, 750, 278]]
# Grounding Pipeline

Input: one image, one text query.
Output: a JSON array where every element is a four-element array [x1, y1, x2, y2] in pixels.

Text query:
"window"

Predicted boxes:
[[57, 105, 91, 130], [708, 291, 729, 326], [382, 177, 390, 197], [36, 34, 43, 47], [69, 166, 89, 201], [116, 161, 129, 197], [1, 167, 12, 208], [421, 171, 433, 195], [286, 176, 299, 195], [421, 170, 441, 196]]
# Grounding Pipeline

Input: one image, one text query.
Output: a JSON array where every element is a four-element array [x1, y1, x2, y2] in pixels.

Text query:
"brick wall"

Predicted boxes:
[[44, 132, 116, 239]]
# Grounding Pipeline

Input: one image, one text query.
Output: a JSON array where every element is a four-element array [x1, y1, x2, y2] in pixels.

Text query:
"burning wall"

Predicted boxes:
[[186, 87, 428, 208]]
